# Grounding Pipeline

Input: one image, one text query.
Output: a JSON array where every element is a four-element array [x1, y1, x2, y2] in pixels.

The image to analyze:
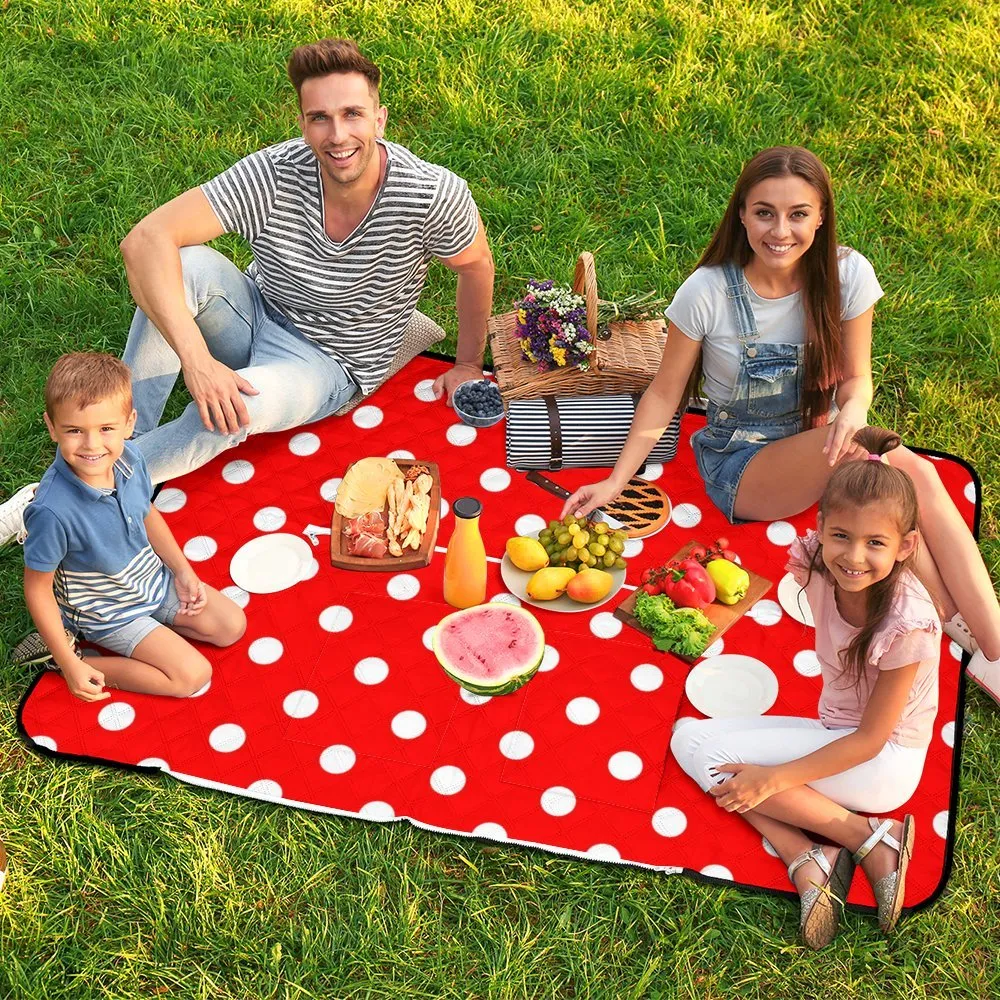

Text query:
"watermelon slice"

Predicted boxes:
[[433, 603, 545, 696]]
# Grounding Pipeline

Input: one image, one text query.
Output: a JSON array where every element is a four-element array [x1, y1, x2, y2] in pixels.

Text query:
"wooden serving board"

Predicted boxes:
[[613, 541, 772, 663], [330, 460, 441, 572]]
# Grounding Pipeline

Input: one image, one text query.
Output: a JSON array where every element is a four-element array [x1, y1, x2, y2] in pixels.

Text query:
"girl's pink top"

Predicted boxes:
[[786, 530, 941, 749]]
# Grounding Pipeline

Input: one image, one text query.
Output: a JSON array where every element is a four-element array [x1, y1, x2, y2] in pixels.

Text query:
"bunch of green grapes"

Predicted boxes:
[[537, 515, 628, 572]]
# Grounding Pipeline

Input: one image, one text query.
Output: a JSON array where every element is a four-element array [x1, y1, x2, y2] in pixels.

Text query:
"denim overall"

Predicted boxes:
[[691, 261, 804, 523]]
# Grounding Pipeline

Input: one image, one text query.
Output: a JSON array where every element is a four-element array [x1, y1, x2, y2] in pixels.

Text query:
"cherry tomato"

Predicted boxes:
[[690, 544, 708, 562], [716, 536, 730, 551], [640, 568, 654, 585], [642, 582, 662, 595]]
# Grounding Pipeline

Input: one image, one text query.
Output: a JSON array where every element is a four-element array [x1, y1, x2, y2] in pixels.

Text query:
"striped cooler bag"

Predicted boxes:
[[505, 394, 682, 470]]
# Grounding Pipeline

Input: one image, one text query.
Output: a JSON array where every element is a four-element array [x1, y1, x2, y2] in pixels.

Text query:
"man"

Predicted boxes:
[[116, 37, 494, 485]]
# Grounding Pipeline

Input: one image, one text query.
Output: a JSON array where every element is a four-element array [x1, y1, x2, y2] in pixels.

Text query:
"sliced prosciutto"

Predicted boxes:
[[343, 510, 388, 559]]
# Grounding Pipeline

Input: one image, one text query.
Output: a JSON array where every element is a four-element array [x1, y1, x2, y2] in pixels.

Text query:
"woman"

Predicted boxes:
[[562, 146, 1000, 698]]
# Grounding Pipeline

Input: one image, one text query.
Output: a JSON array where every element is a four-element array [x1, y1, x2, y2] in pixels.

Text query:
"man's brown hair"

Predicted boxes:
[[287, 39, 381, 105], [45, 352, 133, 419]]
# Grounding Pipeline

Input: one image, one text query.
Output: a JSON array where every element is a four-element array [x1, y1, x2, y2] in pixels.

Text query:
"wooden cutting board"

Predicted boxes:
[[330, 460, 441, 572], [614, 541, 772, 662]]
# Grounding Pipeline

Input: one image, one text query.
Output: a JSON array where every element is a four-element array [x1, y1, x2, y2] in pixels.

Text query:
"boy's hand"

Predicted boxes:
[[63, 658, 111, 703], [175, 571, 207, 616]]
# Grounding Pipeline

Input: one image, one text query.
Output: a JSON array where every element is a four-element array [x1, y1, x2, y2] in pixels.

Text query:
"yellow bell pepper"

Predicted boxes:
[[705, 558, 750, 605]]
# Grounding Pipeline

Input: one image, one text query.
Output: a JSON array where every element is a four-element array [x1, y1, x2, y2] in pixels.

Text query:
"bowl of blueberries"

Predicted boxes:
[[452, 379, 505, 428]]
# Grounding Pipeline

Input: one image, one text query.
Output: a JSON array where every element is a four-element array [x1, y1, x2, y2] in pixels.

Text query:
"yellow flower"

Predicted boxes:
[[517, 309, 527, 325]]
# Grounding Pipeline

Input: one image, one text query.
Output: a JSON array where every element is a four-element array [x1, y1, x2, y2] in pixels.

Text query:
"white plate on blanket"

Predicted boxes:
[[777, 572, 815, 627], [685, 655, 779, 718], [230, 533, 313, 594]]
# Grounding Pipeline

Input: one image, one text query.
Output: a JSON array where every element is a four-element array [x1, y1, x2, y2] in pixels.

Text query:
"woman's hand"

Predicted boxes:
[[175, 571, 207, 616], [823, 398, 869, 467], [559, 479, 622, 520], [708, 763, 786, 813]]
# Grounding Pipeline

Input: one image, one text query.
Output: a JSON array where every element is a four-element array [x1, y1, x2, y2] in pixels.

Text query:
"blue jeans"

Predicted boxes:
[[124, 246, 359, 484]]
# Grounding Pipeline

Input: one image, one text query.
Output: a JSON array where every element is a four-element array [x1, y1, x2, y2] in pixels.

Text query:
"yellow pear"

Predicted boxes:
[[526, 567, 577, 601], [565, 568, 615, 604], [506, 536, 550, 572]]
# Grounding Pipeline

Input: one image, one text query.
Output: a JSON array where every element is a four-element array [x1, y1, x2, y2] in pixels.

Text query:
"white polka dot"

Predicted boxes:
[[623, 537, 644, 558], [762, 837, 779, 857], [672, 503, 702, 528], [319, 605, 353, 632], [360, 800, 396, 821], [32, 735, 57, 751], [440, 498, 450, 519], [422, 626, 437, 650], [247, 779, 283, 799], [248, 637, 283, 665], [566, 697, 600, 725], [539, 645, 560, 672], [289, 432, 321, 456], [631, 664, 664, 692], [138, 757, 169, 770], [461, 689, 492, 706], [514, 514, 547, 536], [431, 765, 467, 795], [640, 463, 663, 481], [153, 487, 186, 513], [702, 638, 725, 658], [940, 721, 955, 748], [414, 378, 437, 402], [932, 811, 949, 839], [320, 744, 356, 774], [499, 730, 535, 760], [98, 702, 135, 732], [392, 710, 427, 740], [387, 449, 415, 460], [586, 843, 621, 861], [190, 680, 211, 698], [964, 482, 977, 504], [183, 535, 217, 561], [609, 751, 643, 781], [253, 506, 286, 532], [793, 649, 822, 677], [747, 599, 783, 626], [222, 459, 254, 484], [221, 586, 250, 609], [209, 723, 246, 753], [320, 477, 342, 502], [387, 574, 420, 600], [480, 468, 511, 492], [283, 690, 319, 719], [489, 591, 522, 606], [354, 657, 389, 685], [590, 612, 622, 639], [700, 864, 733, 880], [652, 807, 687, 837], [672, 716, 696, 733], [353, 405, 383, 429], [766, 521, 797, 546], [446, 423, 477, 446], [301, 558, 320, 581], [949, 641, 964, 661], [540, 786, 577, 817], [473, 822, 508, 840]]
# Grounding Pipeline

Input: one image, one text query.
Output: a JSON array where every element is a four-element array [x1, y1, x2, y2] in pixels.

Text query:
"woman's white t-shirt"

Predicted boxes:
[[665, 248, 884, 404]]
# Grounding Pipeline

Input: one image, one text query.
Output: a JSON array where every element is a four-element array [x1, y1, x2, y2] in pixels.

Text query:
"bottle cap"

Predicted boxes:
[[453, 497, 482, 519]]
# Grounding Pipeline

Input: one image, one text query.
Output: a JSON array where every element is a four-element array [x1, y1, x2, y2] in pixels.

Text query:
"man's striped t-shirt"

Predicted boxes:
[[201, 138, 480, 394]]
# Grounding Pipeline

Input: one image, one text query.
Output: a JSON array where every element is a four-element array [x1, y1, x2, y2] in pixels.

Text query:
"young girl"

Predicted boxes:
[[671, 428, 939, 948], [561, 145, 1000, 701]]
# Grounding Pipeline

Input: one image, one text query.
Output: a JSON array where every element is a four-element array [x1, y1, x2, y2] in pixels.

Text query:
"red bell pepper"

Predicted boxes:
[[662, 557, 717, 609]]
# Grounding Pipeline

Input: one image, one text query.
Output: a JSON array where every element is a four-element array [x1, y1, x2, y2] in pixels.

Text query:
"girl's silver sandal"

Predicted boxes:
[[787, 844, 855, 950], [852, 815, 915, 934]]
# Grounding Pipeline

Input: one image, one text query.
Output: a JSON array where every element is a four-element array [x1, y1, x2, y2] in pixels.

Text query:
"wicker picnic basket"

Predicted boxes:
[[488, 252, 667, 403]]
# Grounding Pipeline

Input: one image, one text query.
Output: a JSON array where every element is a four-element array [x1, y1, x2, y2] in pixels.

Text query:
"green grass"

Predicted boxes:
[[2, 0, 999, 996]]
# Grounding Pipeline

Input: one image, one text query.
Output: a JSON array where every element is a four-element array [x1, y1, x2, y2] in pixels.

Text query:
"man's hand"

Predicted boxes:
[[62, 657, 111, 703], [175, 570, 208, 616], [184, 357, 260, 434], [433, 363, 483, 406]]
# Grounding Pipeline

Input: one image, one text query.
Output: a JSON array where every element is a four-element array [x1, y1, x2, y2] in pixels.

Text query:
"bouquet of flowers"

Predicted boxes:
[[515, 279, 594, 372]]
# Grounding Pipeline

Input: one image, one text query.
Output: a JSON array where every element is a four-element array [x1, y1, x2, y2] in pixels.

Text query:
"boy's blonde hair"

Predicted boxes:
[[45, 353, 133, 419]]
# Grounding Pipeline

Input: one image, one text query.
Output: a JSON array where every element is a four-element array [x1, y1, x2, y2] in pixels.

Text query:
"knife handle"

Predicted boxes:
[[525, 470, 572, 500]]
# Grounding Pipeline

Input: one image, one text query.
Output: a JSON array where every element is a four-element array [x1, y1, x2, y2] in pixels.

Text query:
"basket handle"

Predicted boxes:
[[572, 252, 599, 339]]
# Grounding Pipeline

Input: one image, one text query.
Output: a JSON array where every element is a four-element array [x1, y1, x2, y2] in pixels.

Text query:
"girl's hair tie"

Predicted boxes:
[[867, 453, 887, 463]]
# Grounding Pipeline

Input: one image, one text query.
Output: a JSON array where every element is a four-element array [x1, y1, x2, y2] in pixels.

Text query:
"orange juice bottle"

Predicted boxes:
[[443, 497, 487, 609]]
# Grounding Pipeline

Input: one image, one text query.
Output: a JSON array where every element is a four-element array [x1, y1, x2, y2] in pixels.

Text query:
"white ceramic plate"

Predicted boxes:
[[684, 654, 779, 718], [499, 533, 626, 614], [777, 572, 815, 627], [230, 533, 313, 594]]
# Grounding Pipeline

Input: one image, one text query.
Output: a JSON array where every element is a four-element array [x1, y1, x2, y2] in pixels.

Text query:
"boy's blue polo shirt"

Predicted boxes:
[[23, 442, 170, 638]]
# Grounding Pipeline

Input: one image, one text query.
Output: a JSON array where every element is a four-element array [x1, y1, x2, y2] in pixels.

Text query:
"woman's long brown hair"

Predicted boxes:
[[682, 146, 842, 427]]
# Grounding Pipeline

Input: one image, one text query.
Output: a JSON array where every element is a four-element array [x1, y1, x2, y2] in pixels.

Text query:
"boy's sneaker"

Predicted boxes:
[[0, 483, 38, 547], [10, 629, 79, 671]]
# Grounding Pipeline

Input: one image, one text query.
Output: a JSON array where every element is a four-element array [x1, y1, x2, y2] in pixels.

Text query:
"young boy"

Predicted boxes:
[[21, 353, 246, 702]]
